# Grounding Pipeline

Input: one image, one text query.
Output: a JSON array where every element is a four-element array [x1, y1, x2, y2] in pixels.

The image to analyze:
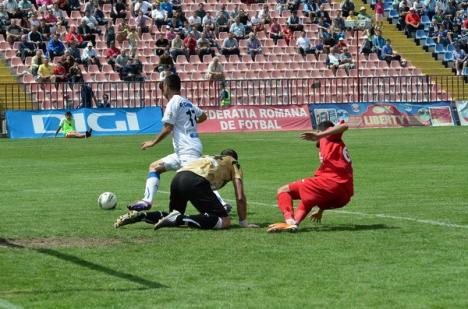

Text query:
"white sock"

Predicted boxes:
[[213, 190, 226, 206], [286, 218, 297, 225], [143, 172, 160, 204]]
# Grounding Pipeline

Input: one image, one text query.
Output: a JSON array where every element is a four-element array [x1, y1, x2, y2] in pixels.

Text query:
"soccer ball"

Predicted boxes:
[[98, 192, 117, 210]]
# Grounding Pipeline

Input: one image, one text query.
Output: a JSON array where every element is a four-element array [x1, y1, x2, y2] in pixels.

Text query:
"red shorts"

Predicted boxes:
[[288, 177, 353, 210]]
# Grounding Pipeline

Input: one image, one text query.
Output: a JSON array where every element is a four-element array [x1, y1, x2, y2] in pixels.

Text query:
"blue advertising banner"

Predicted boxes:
[[309, 102, 454, 128], [6, 107, 163, 139]]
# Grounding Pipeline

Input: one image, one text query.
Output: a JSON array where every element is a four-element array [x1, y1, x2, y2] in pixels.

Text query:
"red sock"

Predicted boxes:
[[294, 202, 314, 224], [277, 192, 294, 221]]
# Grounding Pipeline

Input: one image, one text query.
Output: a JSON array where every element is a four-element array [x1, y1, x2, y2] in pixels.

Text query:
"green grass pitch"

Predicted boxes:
[[1, 127, 468, 308]]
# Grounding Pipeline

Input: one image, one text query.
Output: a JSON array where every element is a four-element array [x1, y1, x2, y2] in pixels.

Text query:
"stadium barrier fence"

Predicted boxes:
[[0, 75, 466, 135]]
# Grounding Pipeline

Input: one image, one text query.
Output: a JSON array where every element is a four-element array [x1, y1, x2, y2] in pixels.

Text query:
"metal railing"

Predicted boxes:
[[1, 76, 465, 109]]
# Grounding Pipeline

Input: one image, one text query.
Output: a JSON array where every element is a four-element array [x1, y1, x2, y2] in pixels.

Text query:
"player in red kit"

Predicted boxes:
[[267, 120, 353, 232]]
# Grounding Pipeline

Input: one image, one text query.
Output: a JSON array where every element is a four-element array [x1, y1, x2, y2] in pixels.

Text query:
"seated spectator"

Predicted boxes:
[[151, 3, 167, 31], [202, 11, 216, 33], [159, 0, 173, 18], [296, 31, 316, 58], [51, 3, 67, 27], [205, 56, 225, 81], [106, 41, 121, 70], [115, 49, 129, 73], [116, 20, 129, 44], [230, 17, 246, 39], [195, 2, 206, 19], [4, 0, 22, 18], [319, 26, 335, 52], [360, 34, 373, 59], [165, 26, 176, 41], [82, 11, 99, 32], [67, 41, 82, 63], [259, 4, 271, 24], [51, 63, 67, 83], [132, 0, 152, 17], [155, 33, 170, 56], [433, 24, 450, 46], [65, 26, 86, 48], [197, 32, 215, 62], [37, 57, 53, 82], [282, 24, 293, 45], [238, 8, 249, 26], [17, 35, 35, 63], [357, 6, 372, 22], [78, 19, 96, 46], [121, 57, 144, 81], [126, 27, 139, 58], [6, 19, 23, 45], [247, 32, 262, 61], [47, 34, 65, 60], [287, 0, 300, 13], [338, 47, 355, 75], [111, 0, 127, 24], [333, 12, 346, 31], [188, 11, 202, 32], [83, 0, 96, 16], [136, 10, 151, 37], [317, 5, 332, 26], [97, 94, 111, 108], [105, 25, 115, 48], [183, 32, 197, 56], [27, 26, 45, 51], [81, 42, 101, 70], [94, 4, 107, 26], [18, 0, 33, 15], [156, 50, 175, 72], [276, 0, 287, 16], [215, 7, 230, 36], [405, 8, 423, 36], [327, 47, 341, 75], [336, 37, 348, 52], [170, 33, 188, 61], [286, 10, 303, 32], [59, 52, 75, 72], [30, 49, 45, 77], [269, 18, 283, 45], [250, 12, 266, 34], [345, 10, 358, 30], [370, 29, 385, 55], [221, 32, 241, 60], [340, 0, 355, 18], [380, 39, 406, 66], [454, 45, 467, 76]]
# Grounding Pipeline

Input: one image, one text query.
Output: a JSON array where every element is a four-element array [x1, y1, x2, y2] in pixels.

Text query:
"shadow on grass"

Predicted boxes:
[[0, 238, 166, 290], [299, 224, 397, 233], [0, 287, 158, 296]]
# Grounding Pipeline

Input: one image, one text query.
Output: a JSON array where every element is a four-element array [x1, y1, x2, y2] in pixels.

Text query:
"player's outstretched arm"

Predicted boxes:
[[310, 208, 324, 223], [300, 123, 349, 141], [196, 112, 207, 123], [233, 178, 258, 228], [141, 123, 174, 150]]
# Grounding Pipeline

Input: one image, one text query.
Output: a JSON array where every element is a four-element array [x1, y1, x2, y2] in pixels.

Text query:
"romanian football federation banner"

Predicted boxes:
[[309, 102, 454, 128], [6, 107, 163, 139], [198, 105, 312, 133], [456, 101, 468, 126]]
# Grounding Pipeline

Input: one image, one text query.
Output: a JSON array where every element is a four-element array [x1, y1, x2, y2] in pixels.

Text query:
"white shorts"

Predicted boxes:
[[160, 153, 200, 171]]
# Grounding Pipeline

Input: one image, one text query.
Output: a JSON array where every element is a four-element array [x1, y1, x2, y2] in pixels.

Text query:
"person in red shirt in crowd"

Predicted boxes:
[[282, 24, 293, 46], [51, 64, 67, 83], [65, 26, 86, 48], [105, 40, 121, 70], [405, 8, 423, 36], [268, 120, 354, 232], [183, 32, 197, 56]]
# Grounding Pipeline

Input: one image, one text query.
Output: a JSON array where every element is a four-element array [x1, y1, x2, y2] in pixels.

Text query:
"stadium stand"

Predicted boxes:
[[0, 0, 463, 109]]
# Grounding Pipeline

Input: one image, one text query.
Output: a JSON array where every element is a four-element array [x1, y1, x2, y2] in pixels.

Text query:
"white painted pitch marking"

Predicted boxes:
[[159, 190, 468, 229], [0, 299, 23, 309]]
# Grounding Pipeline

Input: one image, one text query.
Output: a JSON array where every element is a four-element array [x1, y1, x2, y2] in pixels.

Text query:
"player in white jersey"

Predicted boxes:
[[127, 74, 227, 212]]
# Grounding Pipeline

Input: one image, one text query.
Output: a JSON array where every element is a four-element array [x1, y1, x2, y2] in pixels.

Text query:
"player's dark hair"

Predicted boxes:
[[317, 121, 334, 132], [221, 149, 238, 160], [163, 74, 181, 92], [65, 111, 72, 117]]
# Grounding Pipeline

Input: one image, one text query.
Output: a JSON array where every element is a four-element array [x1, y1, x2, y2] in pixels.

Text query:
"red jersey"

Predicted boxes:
[[314, 132, 353, 184]]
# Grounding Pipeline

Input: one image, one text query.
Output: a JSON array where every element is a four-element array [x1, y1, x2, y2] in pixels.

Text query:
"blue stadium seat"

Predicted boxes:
[[388, 9, 399, 20], [421, 15, 431, 26], [443, 52, 454, 62], [446, 44, 455, 53], [415, 30, 428, 40], [463, 67, 468, 76], [434, 44, 446, 54], [423, 37, 436, 48], [384, 3, 393, 12]]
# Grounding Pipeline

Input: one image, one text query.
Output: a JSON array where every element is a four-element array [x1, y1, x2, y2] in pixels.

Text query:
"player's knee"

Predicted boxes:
[[277, 185, 289, 195], [149, 161, 166, 173]]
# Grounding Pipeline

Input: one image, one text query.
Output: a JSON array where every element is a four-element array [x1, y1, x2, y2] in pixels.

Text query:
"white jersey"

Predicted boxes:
[[162, 95, 204, 157]]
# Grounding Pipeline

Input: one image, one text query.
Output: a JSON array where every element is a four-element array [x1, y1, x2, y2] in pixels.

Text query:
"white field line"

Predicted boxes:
[[0, 299, 23, 309], [158, 190, 468, 229]]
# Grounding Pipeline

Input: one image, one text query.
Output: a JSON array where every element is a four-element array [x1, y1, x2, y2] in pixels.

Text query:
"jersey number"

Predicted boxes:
[[186, 109, 196, 126]]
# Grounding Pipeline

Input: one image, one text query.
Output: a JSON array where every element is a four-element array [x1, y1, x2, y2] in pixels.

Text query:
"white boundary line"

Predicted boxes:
[[0, 299, 23, 309], [159, 190, 468, 229]]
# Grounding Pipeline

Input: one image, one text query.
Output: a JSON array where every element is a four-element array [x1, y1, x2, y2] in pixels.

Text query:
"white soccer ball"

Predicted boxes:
[[98, 192, 117, 210]]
